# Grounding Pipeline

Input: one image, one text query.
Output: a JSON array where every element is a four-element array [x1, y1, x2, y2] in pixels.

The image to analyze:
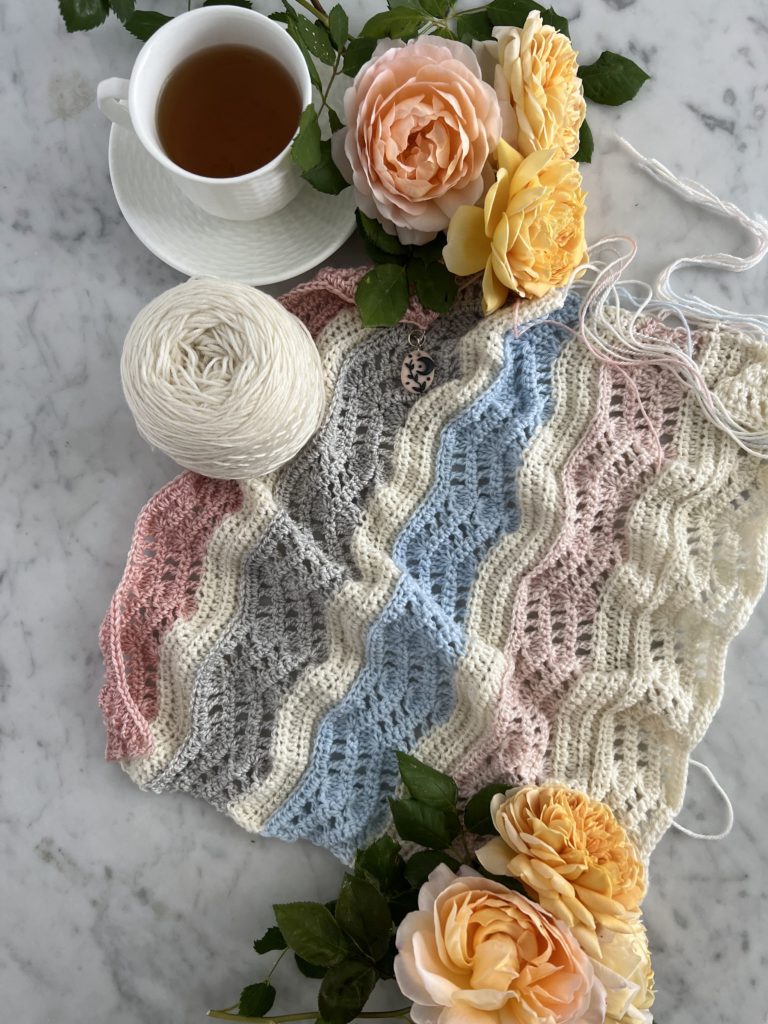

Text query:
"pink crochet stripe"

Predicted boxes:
[[99, 272, 364, 761], [455, 335, 688, 792], [99, 473, 243, 760]]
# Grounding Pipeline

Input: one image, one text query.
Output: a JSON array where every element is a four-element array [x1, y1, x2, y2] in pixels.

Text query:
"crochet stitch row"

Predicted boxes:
[[100, 269, 768, 862]]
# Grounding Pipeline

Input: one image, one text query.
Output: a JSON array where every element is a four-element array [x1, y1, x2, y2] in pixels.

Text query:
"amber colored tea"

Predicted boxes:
[[156, 44, 302, 178]]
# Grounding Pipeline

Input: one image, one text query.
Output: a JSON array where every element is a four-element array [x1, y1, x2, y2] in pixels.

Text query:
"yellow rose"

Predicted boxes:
[[593, 922, 655, 1023], [490, 11, 586, 158], [476, 785, 646, 960], [394, 864, 607, 1024], [443, 140, 586, 314]]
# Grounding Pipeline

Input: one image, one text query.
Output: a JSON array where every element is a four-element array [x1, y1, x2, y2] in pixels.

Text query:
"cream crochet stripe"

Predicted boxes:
[[548, 320, 768, 857]]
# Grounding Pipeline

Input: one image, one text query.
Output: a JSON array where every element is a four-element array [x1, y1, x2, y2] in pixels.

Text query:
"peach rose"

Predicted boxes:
[[443, 140, 586, 314], [394, 864, 606, 1024], [592, 923, 655, 1024], [333, 38, 501, 245], [478, 11, 586, 158], [476, 785, 645, 960]]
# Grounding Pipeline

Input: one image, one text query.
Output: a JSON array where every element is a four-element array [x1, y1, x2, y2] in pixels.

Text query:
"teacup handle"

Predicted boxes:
[[97, 78, 133, 131]]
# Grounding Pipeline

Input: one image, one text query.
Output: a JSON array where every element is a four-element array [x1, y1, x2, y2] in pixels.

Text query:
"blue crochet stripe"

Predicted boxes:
[[263, 298, 579, 860]]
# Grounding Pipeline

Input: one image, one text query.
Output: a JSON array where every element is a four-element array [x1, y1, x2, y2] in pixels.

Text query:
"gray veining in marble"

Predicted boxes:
[[1, 1, 767, 1021]]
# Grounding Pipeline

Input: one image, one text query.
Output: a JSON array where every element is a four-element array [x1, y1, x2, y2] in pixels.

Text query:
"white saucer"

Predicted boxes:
[[108, 125, 357, 285]]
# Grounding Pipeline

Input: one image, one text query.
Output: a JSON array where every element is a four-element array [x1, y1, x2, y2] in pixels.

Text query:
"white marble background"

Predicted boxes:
[[1, 1, 767, 1021]]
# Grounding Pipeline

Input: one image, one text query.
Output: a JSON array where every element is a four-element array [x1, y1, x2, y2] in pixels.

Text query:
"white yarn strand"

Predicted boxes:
[[617, 135, 768, 334], [562, 136, 768, 458], [121, 278, 325, 480], [671, 759, 734, 842]]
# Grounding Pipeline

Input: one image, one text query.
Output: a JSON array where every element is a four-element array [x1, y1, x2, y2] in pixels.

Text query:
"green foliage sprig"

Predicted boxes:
[[61, 0, 649, 326], [205, 751, 522, 1024]]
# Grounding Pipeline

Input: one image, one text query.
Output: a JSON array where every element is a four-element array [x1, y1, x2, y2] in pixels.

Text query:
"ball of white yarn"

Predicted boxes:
[[121, 278, 325, 480]]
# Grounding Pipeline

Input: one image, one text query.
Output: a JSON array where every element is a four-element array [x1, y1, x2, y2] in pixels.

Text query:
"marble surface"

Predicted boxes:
[[1, 1, 767, 1021]]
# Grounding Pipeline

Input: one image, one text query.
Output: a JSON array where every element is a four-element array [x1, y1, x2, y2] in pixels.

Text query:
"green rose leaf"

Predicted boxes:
[[403, 850, 461, 888], [375, 942, 397, 980], [574, 118, 594, 163], [302, 141, 349, 195], [463, 783, 510, 835], [354, 835, 404, 892], [59, 0, 109, 31], [318, 961, 378, 1024], [295, 14, 336, 65], [412, 234, 447, 264], [273, 903, 350, 967], [123, 10, 172, 40], [203, 0, 252, 7], [328, 107, 344, 133], [335, 874, 393, 961], [286, 18, 323, 90], [396, 751, 459, 810], [388, 886, 420, 925], [295, 954, 328, 979], [239, 981, 276, 1017], [388, 0, 451, 15], [342, 36, 377, 76], [268, 10, 290, 21], [407, 260, 458, 314], [487, 0, 569, 37], [253, 925, 287, 955], [417, 0, 453, 17], [329, 4, 349, 48], [455, 9, 494, 42], [361, 8, 425, 40], [363, 241, 408, 266], [579, 51, 650, 105], [108, 0, 134, 22], [355, 264, 410, 327], [389, 797, 461, 849], [291, 105, 322, 172], [536, 4, 569, 35], [356, 210, 406, 257]]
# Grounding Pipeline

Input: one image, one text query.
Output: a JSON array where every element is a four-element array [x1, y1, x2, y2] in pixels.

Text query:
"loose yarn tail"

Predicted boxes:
[[617, 134, 768, 334], [569, 139, 768, 458], [671, 759, 735, 842]]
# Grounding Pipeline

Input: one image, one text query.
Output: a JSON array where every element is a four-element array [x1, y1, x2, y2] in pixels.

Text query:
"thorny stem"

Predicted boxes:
[[267, 948, 288, 980], [316, 45, 343, 117], [293, 0, 331, 27], [208, 1009, 413, 1023], [420, 0, 491, 34], [447, 824, 474, 866], [450, 2, 489, 15], [458, 828, 473, 864]]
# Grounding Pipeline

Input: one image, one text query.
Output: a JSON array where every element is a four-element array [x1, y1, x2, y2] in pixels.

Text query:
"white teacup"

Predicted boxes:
[[97, 6, 311, 222]]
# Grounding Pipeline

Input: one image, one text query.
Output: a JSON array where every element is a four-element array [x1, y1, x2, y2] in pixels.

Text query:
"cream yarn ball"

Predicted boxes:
[[121, 278, 325, 480]]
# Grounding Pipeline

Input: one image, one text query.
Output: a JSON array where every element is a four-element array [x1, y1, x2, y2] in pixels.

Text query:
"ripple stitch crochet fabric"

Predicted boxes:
[[100, 270, 768, 863], [262, 300, 575, 856], [149, 304, 473, 807]]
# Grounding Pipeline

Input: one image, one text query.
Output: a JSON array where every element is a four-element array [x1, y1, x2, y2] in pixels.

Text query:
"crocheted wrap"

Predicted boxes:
[[100, 269, 768, 863]]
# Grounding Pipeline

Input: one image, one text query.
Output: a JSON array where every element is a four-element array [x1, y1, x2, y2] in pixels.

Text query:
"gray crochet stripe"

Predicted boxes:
[[149, 308, 478, 804]]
